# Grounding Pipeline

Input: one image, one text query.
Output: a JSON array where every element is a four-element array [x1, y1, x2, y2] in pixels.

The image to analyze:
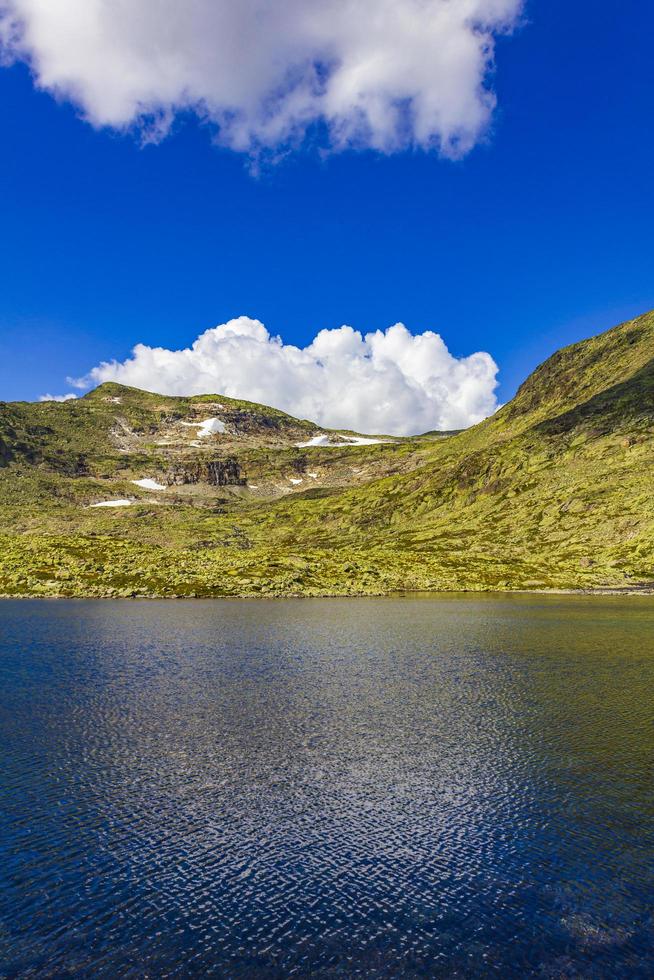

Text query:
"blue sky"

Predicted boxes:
[[0, 0, 652, 428]]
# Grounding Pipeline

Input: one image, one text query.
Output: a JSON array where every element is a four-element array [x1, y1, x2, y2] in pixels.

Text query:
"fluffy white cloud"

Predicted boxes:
[[0, 0, 522, 157], [74, 317, 499, 434], [38, 392, 77, 402]]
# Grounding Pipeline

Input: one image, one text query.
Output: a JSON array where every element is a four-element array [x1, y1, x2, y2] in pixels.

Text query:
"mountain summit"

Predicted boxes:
[[1, 310, 653, 597]]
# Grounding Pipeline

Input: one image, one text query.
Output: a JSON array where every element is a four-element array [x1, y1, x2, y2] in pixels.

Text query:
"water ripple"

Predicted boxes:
[[1, 596, 654, 977]]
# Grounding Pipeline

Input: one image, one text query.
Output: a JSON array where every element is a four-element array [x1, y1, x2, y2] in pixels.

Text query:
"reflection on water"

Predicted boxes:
[[1, 596, 653, 977]]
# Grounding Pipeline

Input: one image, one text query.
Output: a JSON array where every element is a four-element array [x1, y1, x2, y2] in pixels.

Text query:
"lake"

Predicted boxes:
[[1, 596, 653, 977]]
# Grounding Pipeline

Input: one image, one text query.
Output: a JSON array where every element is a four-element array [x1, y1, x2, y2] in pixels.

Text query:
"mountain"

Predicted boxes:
[[1, 310, 653, 597]]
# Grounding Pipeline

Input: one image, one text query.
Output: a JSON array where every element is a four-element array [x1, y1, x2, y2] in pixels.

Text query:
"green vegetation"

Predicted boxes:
[[1, 310, 653, 596]]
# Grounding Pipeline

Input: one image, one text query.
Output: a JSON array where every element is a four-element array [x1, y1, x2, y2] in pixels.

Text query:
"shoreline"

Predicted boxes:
[[2, 585, 654, 601]]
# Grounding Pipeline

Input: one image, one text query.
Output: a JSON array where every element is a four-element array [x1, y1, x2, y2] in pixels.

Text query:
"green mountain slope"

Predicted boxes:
[[1, 310, 653, 597]]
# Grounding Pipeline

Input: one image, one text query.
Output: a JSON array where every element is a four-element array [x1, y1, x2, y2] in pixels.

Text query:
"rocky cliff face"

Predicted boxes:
[[0, 434, 11, 466], [165, 457, 246, 487]]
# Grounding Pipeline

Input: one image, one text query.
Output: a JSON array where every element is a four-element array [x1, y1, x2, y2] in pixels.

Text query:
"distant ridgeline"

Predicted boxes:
[[0, 310, 653, 596]]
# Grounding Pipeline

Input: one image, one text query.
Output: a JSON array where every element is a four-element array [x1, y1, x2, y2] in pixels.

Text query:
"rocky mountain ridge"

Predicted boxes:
[[0, 309, 652, 597]]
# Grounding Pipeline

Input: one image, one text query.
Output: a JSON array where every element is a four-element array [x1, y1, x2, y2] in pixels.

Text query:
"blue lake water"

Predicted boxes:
[[1, 596, 654, 978]]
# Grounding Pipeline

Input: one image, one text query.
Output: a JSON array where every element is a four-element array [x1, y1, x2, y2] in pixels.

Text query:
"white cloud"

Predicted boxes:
[[0, 0, 523, 157], [74, 317, 499, 435], [38, 392, 77, 402]]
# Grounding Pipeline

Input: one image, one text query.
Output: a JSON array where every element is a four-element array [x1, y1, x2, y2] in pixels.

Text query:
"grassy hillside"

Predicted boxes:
[[1, 310, 653, 597]]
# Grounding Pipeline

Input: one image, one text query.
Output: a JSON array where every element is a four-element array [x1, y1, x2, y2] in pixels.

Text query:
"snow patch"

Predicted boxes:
[[180, 417, 227, 438], [307, 472, 318, 479], [289, 478, 303, 485], [344, 435, 385, 446], [296, 434, 331, 448], [132, 478, 167, 491], [296, 433, 385, 448], [248, 484, 259, 490], [90, 499, 133, 508], [197, 417, 226, 437]]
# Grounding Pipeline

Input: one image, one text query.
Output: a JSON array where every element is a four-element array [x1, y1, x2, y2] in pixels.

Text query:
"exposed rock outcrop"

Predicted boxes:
[[0, 435, 11, 467], [165, 457, 246, 486]]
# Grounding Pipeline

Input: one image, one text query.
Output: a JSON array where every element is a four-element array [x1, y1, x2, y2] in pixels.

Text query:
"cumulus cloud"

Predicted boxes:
[[38, 392, 77, 402], [74, 317, 499, 435], [0, 0, 522, 157]]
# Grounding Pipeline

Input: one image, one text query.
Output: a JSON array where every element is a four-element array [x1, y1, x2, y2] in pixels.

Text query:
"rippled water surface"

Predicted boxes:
[[1, 597, 654, 978]]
